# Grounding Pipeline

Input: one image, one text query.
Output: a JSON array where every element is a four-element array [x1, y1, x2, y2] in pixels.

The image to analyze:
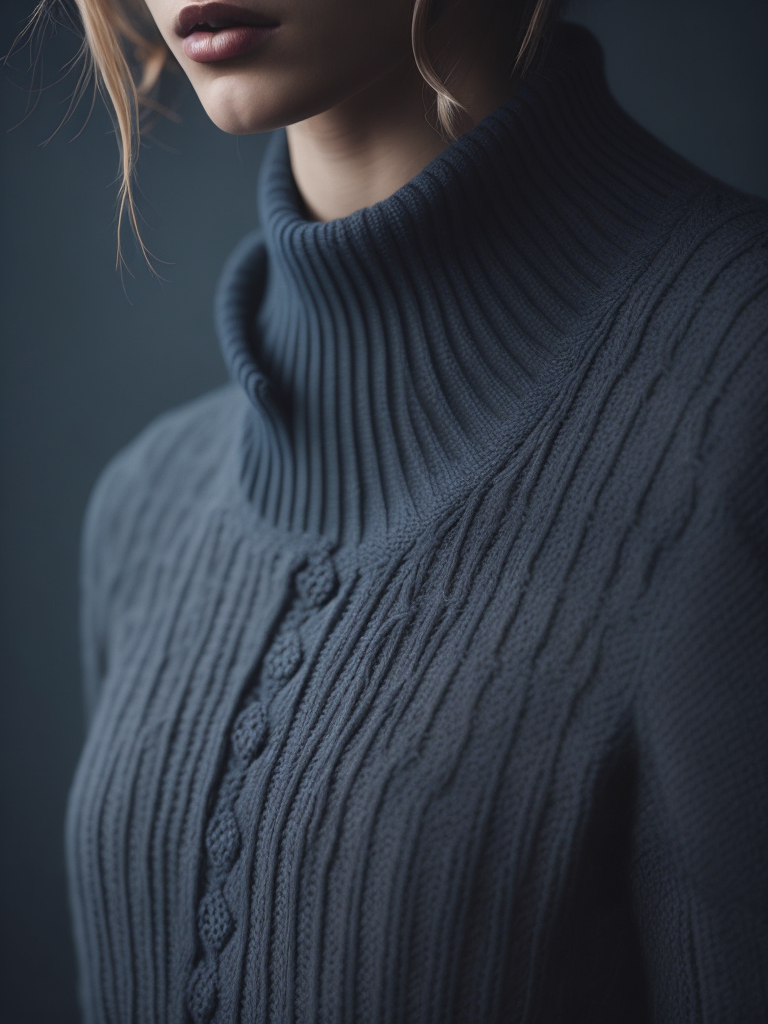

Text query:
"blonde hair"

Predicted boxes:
[[412, 0, 561, 142], [14, 0, 562, 273]]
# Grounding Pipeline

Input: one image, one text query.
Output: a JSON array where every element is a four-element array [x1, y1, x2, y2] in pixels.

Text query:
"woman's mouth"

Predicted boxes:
[[175, 3, 279, 63]]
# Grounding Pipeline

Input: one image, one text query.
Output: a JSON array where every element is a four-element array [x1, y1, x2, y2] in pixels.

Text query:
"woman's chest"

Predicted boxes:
[[67, 504, 642, 1023]]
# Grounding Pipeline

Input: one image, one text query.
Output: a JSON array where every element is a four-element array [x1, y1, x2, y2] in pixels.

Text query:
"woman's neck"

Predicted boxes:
[[284, 2, 523, 222]]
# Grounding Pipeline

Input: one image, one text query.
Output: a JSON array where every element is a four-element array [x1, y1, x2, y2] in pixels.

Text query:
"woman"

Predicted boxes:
[[26, 0, 768, 1020]]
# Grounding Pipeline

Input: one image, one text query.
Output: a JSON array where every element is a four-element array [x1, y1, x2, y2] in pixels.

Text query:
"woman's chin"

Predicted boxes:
[[186, 73, 289, 136], [194, 94, 276, 136], [188, 66, 396, 137]]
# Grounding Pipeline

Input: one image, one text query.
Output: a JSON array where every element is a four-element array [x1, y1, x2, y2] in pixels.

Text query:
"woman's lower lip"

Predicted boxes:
[[181, 24, 279, 63]]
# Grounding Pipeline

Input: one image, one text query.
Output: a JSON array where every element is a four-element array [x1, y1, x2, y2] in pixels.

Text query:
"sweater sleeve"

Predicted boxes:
[[77, 433, 151, 732], [77, 457, 122, 732], [633, 330, 768, 1019]]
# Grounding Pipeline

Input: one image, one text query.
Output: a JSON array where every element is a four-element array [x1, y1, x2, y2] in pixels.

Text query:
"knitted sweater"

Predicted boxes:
[[65, 22, 768, 1024]]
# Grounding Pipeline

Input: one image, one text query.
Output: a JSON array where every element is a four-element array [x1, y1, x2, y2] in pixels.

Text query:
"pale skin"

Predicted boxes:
[[141, 0, 524, 221]]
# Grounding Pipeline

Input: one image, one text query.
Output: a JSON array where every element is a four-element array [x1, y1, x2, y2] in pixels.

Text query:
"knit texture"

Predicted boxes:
[[66, 22, 768, 1023]]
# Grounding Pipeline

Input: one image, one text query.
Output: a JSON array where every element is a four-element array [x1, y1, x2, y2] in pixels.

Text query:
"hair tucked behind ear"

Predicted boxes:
[[12, 0, 563, 274], [412, 0, 563, 141]]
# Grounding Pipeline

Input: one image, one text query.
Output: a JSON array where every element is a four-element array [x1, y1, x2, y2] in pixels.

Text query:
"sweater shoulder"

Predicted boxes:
[[80, 382, 243, 595], [676, 178, 768, 275], [92, 381, 241, 503], [603, 91, 768, 301], [666, 186, 768, 464], [636, 164, 768, 297], [617, 175, 768, 414]]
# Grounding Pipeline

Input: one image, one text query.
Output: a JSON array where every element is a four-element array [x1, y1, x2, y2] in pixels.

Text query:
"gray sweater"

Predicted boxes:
[[66, 22, 768, 1023]]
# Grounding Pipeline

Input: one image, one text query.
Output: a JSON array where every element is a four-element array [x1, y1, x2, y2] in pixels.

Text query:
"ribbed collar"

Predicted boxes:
[[214, 21, 697, 549]]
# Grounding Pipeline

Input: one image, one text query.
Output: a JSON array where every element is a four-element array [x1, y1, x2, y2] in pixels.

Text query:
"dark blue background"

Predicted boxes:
[[2, 0, 766, 1020]]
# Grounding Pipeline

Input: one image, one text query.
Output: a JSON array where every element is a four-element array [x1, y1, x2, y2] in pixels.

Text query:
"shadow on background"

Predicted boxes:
[[1, 0, 766, 1021]]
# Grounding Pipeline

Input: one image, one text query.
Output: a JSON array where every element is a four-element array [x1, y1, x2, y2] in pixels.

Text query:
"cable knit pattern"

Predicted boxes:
[[185, 544, 341, 1023], [66, 22, 768, 1024]]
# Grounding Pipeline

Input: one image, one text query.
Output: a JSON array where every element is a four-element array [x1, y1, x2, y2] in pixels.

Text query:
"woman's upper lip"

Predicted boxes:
[[174, 2, 278, 38]]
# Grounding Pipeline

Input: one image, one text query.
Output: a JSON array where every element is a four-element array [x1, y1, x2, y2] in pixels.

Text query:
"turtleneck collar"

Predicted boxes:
[[214, 21, 698, 549]]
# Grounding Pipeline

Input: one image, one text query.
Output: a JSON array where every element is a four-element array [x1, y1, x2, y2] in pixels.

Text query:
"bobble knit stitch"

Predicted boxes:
[[197, 893, 235, 955], [295, 550, 339, 608], [187, 962, 217, 1024], [66, 23, 768, 1024], [205, 809, 241, 877], [231, 700, 270, 765], [263, 627, 303, 683]]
